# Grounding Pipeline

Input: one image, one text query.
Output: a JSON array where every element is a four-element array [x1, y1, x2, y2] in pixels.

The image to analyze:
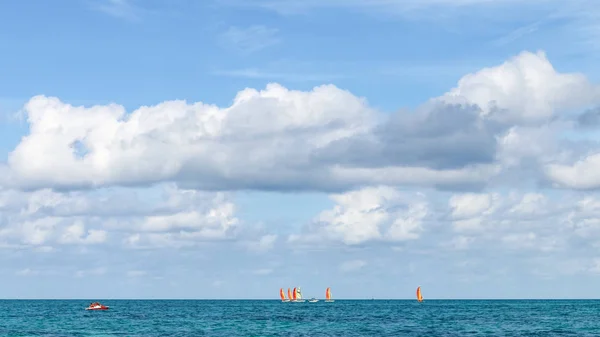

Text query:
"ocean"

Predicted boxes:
[[1, 299, 599, 336]]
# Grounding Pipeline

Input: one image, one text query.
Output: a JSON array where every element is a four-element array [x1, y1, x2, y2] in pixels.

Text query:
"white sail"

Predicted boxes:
[[295, 287, 306, 302]]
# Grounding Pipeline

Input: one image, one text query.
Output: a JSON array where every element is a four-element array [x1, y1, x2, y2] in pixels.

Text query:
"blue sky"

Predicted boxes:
[[1, 0, 600, 299]]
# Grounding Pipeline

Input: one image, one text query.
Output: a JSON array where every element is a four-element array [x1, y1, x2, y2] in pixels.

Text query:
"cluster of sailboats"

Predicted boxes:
[[279, 286, 424, 302], [279, 287, 334, 303]]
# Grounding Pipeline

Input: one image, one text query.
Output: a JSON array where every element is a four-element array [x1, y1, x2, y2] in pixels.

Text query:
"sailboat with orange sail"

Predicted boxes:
[[287, 288, 293, 302], [325, 287, 334, 303], [280, 288, 290, 302], [416, 286, 423, 303]]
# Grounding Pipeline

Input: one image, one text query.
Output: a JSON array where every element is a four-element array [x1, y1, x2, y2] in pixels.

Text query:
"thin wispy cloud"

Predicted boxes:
[[91, 0, 141, 21], [252, 268, 273, 275], [216, 0, 555, 15], [218, 0, 600, 57], [376, 63, 485, 79], [127, 270, 147, 278], [0, 97, 26, 122], [212, 68, 347, 82], [15, 268, 39, 276], [490, 21, 542, 47], [488, 1, 599, 52], [218, 25, 280, 54], [563, 2, 600, 54], [339, 260, 367, 273]]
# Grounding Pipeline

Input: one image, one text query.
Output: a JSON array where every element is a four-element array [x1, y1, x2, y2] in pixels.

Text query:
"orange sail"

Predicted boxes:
[[293, 287, 297, 300], [280, 288, 286, 301], [288, 288, 292, 300], [325, 287, 334, 302], [416, 286, 423, 302]]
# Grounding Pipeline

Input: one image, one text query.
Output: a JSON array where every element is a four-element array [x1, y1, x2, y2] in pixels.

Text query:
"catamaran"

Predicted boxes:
[[293, 287, 306, 302], [325, 287, 334, 303], [280, 288, 290, 302], [416, 286, 423, 303]]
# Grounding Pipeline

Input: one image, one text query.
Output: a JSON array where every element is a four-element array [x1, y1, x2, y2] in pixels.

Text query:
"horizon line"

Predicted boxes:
[[2, 298, 600, 301]]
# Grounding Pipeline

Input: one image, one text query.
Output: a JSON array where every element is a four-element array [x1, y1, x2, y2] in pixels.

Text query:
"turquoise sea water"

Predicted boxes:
[[1, 299, 600, 336]]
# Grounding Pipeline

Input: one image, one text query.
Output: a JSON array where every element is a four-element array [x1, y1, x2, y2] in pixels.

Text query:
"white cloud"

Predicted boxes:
[[122, 190, 242, 249], [588, 259, 600, 274], [447, 236, 475, 250], [290, 186, 427, 245], [219, 25, 280, 54], [339, 259, 366, 273], [92, 0, 141, 21], [59, 221, 107, 245], [545, 154, 600, 190], [4, 49, 600, 294], [6, 83, 376, 191], [441, 50, 600, 125], [288, 186, 591, 257], [449, 193, 500, 232], [16, 268, 39, 276], [442, 190, 575, 253], [4, 51, 598, 195], [218, 0, 549, 15], [212, 68, 345, 82], [75, 267, 107, 278], [1, 51, 599, 254], [0, 184, 246, 250], [242, 234, 278, 253], [449, 193, 498, 219]]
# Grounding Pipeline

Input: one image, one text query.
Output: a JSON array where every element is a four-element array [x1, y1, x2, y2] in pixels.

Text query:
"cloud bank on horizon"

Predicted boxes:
[[2, 0, 600, 299]]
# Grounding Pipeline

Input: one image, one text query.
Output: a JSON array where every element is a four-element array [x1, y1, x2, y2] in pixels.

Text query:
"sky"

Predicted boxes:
[[1, 0, 600, 299]]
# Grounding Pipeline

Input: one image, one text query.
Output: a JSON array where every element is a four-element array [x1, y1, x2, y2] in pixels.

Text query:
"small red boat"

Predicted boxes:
[[85, 302, 109, 310]]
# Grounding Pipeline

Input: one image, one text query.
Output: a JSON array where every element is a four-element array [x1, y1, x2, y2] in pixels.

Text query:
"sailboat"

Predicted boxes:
[[287, 288, 293, 302], [294, 287, 306, 302], [325, 287, 334, 303], [416, 286, 423, 303], [280, 288, 289, 302]]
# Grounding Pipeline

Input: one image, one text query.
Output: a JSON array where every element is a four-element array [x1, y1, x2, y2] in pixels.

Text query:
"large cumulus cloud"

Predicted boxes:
[[5, 51, 598, 193]]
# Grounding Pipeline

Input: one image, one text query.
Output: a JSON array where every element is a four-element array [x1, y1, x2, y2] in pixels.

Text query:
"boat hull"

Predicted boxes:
[[85, 306, 109, 310]]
